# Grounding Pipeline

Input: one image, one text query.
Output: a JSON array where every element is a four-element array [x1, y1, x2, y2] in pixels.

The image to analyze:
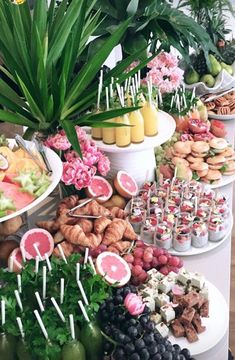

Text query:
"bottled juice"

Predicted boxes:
[[91, 128, 102, 140], [102, 119, 115, 144], [141, 102, 158, 136], [115, 115, 131, 147], [129, 110, 144, 143]]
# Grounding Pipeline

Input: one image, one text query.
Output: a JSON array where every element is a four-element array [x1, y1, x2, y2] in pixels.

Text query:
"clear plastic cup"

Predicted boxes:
[[173, 225, 191, 252], [140, 216, 158, 244], [191, 221, 208, 248], [129, 208, 146, 233], [177, 212, 194, 226], [208, 215, 226, 242], [154, 221, 172, 249]]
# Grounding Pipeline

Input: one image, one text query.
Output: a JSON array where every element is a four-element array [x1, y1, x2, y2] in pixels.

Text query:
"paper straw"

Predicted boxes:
[[84, 248, 89, 266], [127, 77, 131, 94], [77, 281, 89, 305], [35, 292, 45, 312], [138, 70, 141, 88], [121, 86, 125, 105], [78, 300, 90, 322], [42, 266, 47, 300], [147, 81, 152, 106], [1, 300, 5, 326], [105, 87, 109, 111], [191, 87, 196, 102], [130, 86, 135, 106], [183, 93, 187, 108], [45, 254, 52, 272], [60, 278, 65, 305], [57, 244, 67, 264], [124, 79, 128, 92], [109, 82, 113, 98], [135, 73, 139, 91], [21, 248, 26, 263], [16, 317, 25, 338], [116, 83, 124, 107], [17, 274, 22, 293], [131, 77, 136, 96], [97, 83, 102, 110], [34, 310, 48, 340], [9, 256, 14, 272], [51, 297, 65, 322], [33, 244, 43, 261], [35, 256, 39, 274], [14, 290, 23, 312], [69, 314, 75, 340], [88, 256, 96, 274], [76, 263, 80, 282], [170, 95, 174, 109]]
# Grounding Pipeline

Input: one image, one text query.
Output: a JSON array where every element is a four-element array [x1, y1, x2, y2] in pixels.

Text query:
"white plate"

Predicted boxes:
[[169, 212, 233, 256], [86, 110, 176, 153], [208, 113, 235, 121], [0, 139, 63, 223], [168, 281, 229, 356], [201, 172, 235, 189]]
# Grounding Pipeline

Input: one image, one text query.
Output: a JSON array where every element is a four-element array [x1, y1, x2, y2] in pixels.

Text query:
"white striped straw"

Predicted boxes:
[[51, 297, 65, 322], [35, 292, 45, 312], [34, 310, 48, 340]]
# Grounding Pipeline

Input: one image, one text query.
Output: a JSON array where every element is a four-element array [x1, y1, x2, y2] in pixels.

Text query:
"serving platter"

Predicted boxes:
[[168, 280, 229, 356], [203, 173, 235, 189], [0, 139, 63, 223], [208, 113, 235, 121]]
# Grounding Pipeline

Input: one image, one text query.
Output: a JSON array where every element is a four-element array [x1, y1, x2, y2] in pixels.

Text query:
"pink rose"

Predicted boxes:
[[61, 161, 78, 185], [124, 293, 145, 316], [97, 154, 110, 176], [46, 133, 71, 151]]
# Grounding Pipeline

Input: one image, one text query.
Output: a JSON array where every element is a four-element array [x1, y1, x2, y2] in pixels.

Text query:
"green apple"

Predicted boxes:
[[185, 68, 200, 85], [200, 74, 216, 88]]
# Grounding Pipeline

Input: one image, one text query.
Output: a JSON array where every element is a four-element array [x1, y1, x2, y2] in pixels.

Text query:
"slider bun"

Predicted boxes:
[[191, 141, 210, 154], [173, 141, 192, 155], [186, 155, 204, 164], [209, 138, 227, 152]]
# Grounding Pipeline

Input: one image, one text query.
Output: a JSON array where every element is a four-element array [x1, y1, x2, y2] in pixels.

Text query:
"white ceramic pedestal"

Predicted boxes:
[[89, 111, 175, 186]]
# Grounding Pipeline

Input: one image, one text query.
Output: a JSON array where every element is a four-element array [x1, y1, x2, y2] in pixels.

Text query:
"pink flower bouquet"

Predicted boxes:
[[44, 127, 110, 190]]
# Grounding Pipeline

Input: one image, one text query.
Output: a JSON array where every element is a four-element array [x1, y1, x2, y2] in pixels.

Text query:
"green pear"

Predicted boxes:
[[200, 74, 215, 88], [185, 68, 200, 85], [220, 62, 233, 75], [208, 54, 221, 76]]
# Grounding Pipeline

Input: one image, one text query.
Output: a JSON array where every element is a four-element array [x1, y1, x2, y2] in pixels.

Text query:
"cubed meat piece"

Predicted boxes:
[[180, 307, 196, 324], [171, 319, 185, 338], [181, 291, 200, 308], [195, 294, 206, 309], [172, 294, 183, 304], [192, 313, 206, 334], [200, 300, 209, 317], [184, 323, 199, 343]]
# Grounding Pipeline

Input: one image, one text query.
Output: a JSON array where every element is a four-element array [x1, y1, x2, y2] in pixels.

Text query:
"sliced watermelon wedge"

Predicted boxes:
[[0, 182, 35, 212]]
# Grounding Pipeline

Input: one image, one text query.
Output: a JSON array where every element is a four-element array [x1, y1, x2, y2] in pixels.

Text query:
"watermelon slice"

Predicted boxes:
[[20, 228, 54, 261], [96, 251, 131, 287], [114, 171, 138, 199], [85, 176, 113, 203], [0, 182, 35, 212]]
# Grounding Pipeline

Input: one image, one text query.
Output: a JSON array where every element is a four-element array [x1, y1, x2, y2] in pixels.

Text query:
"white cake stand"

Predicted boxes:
[[88, 111, 176, 186]]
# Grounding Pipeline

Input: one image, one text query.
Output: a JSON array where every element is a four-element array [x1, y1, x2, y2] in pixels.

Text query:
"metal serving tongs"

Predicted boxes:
[[67, 196, 106, 219], [203, 87, 235, 103], [33, 136, 52, 175], [15, 135, 51, 175]]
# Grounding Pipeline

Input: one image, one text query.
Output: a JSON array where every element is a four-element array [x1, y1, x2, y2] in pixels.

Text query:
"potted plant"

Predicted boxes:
[[0, 0, 148, 154]]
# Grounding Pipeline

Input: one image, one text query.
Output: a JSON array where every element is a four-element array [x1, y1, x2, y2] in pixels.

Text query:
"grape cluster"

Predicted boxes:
[[100, 286, 195, 360], [124, 241, 183, 285]]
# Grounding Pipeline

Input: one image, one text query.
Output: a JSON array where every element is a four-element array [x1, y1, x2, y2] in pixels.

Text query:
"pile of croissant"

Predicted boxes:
[[36, 195, 137, 258]]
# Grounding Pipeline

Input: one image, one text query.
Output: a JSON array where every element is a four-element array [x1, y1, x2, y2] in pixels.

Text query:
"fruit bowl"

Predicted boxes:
[[0, 139, 63, 223], [184, 61, 235, 96]]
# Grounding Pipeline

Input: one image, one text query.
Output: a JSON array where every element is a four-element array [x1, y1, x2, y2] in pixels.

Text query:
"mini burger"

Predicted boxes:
[[171, 157, 189, 168], [172, 141, 192, 158], [206, 155, 226, 170], [201, 169, 222, 184], [222, 161, 235, 175], [186, 155, 204, 164], [221, 147, 235, 161], [190, 162, 209, 178], [191, 141, 210, 158], [209, 138, 228, 154]]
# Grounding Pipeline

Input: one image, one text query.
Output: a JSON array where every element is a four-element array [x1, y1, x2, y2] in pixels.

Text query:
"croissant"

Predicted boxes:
[[94, 217, 112, 234], [86, 233, 103, 248], [107, 245, 120, 254], [60, 224, 90, 246], [57, 195, 80, 216], [110, 207, 127, 219], [102, 219, 127, 245], [74, 200, 110, 217], [53, 231, 64, 244], [123, 222, 137, 241], [53, 241, 74, 258], [112, 240, 131, 252], [76, 219, 93, 233], [36, 220, 57, 233]]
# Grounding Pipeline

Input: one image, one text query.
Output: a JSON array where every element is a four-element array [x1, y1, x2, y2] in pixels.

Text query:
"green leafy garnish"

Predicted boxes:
[[192, 171, 200, 181], [220, 164, 228, 173]]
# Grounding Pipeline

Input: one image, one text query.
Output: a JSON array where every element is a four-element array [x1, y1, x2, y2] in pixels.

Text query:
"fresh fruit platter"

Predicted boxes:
[[0, 138, 62, 222], [156, 116, 235, 185], [0, 245, 228, 359]]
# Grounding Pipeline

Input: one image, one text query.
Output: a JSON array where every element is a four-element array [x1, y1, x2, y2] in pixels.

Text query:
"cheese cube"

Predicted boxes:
[[155, 293, 170, 308], [150, 312, 162, 325], [177, 270, 191, 285], [147, 268, 158, 277], [158, 278, 174, 294], [191, 272, 205, 290], [160, 304, 175, 323], [167, 271, 178, 282], [143, 296, 155, 312], [200, 286, 209, 300], [156, 322, 169, 338]]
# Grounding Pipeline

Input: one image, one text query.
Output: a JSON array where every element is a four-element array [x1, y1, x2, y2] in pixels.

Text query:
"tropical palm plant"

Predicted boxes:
[[87, 0, 218, 63], [0, 0, 149, 154]]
